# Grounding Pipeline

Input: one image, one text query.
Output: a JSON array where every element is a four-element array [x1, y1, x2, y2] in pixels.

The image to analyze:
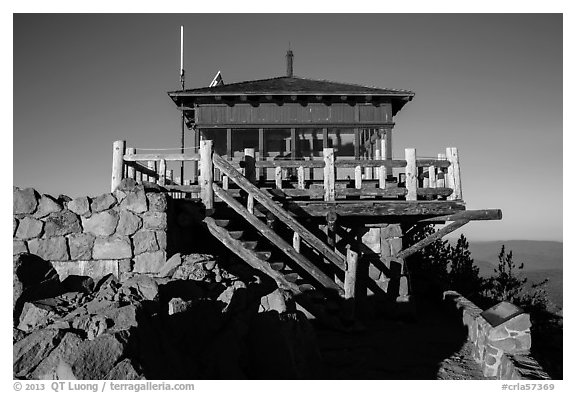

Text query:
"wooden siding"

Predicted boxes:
[[196, 102, 392, 126]]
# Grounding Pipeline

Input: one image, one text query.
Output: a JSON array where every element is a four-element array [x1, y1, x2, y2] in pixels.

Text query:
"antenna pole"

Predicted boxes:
[[180, 25, 185, 185]]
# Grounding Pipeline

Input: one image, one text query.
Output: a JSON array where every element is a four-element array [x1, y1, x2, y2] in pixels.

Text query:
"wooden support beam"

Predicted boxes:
[[344, 247, 359, 301], [297, 166, 305, 189], [258, 127, 265, 179], [124, 152, 199, 162], [405, 148, 417, 201], [199, 140, 214, 209], [429, 165, 437, 188], [111, 140, 126, 192], [275, 166, 282, 189], [291, 128, 297, 160], [396, 220, 470, 260], [293, 232, 301, 253], [323, 148, 335, 201], [418, 209, 502, 223]]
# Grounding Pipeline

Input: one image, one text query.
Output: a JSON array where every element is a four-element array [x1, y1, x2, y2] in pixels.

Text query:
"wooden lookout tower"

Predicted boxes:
[[111, 50, 501, 318]]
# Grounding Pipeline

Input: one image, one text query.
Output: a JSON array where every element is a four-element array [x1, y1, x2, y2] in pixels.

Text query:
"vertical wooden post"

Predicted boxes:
[[190, 128, 198, 184], [344, 246, 359, 302], [429, 165, 436, 188], [354, 128, 360, 159], [293, 232, 301, 253], [222, 175, 229, 190], [158, 159, 167, 186], [437, 153, 446, 188], [111, 140, 126, 192], [385, 127, 393, 178], [322, 128, 328, 149], [297, 166, 305, 189], [226, 128, 232, 160], [125, 147, 136, 179], [258, 128, 265, 180], [147, 161, 156, 183], [405, 148, 417, 201], [290, 128, 297, 160], [378, 140, 385, 189], [323, 148, 335, 201], [244, 148, 256, 214], [168, 169, 174, 184], [200, 140, 214, 210], [275, 166, 282, 189], [355, 165, 362, 189], [423, 170, 429, 188], [446, 147, 462, 200]]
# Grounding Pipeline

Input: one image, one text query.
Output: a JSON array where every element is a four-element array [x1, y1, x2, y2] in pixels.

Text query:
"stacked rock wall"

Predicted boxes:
[[443, 291, 551, 380], [13, 179, 168, 281]]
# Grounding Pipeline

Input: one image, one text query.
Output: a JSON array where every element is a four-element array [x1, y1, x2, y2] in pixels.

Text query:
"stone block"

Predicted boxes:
[[388, 237, 403, 256], [146, 192, 168, 212], [504, 313, 531, 333], [133, 251, 166, 274], [368, 263, 382, 281], [118, 259, 132, 274], [132, 230, 159, 255], [119, 185, 147, 214], [82, 210, 119, 237], [13, 328, 64, 378], [93, 238, 132, 260], [381, 224, 402, 239], [490, 335, 531, 354], [142, 212, 168, 230], [67, 196, 90, 216], [157, 253, 182, 278], [155, 230, 167, 250], [43, 210, 82, 237], [15, 216, 44, 240], [33, 195, 62, 219], [70, 333, 126, 380], [28, 236, 69, 261], [115, 210, 142, 236], [67, 233, 95, 260], [14, 187, 38, 214], [14, 240, 28, 255], [91, 193, 117, 213]]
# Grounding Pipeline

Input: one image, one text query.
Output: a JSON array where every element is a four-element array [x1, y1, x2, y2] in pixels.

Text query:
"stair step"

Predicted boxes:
[[228, 230, 244, 240], [270, 262, 285, 271], [284, 272, 301, 283], [241, 240, 258, 250], [214, 219, 230, 228], [255, 251, 272, 261]]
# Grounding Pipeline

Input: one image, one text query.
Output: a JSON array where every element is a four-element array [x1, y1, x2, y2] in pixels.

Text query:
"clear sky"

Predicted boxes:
[[13, 13, 562, 242]]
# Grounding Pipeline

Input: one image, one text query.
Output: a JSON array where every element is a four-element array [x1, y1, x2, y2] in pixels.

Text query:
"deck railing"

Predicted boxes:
[[111, 140, 462, 204]]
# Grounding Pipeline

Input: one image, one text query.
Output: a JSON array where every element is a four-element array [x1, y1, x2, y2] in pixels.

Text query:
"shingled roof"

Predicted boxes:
[[168, 76, 414, 97]]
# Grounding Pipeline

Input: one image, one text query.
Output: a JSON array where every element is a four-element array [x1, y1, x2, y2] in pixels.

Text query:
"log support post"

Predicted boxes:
[[323, 148, 335, 201], [111, 140, 126, 192], [158, 159, 167, 186], [343, 246, 359, 318], [244, 148, 256, 213], [200, 140, 214, 210], [446, 147, 462, 200], [405, 148, 417, 201]]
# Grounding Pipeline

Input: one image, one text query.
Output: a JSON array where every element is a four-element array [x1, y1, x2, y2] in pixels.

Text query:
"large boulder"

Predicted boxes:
[[67, 196, 90, 216], [90, 193, 117, 213], [115, 210, 142, 236], [82, 210, 119, 237], [142, 212, 167, 231], [18, 301, 61, 332], [69, 332, 127, 380], [119, 182, 148, 214], [67, 233, 95, 260], [146, 192, 167, 212], [93, 237, 132, 260], [122, 274, 159, 301], [133, 251, 165, 274], [105, 358, 144, 380], [43, 210, 82, 237], [15, 216, 43, 240], [29, 332, 83, 380], [28, 236, 69, 261], [33, 194, 62, 219], [13, 328, 65, 377], [14, 187, 38, 215], [132, 231, 159, 255]]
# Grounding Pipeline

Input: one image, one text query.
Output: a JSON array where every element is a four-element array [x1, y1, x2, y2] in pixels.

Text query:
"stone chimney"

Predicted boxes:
[[286, 47, 294, 77]]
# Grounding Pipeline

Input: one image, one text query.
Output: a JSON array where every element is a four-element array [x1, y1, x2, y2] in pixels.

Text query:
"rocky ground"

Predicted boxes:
[[13, 252, 320, 380], [13, 251, 486, 380]]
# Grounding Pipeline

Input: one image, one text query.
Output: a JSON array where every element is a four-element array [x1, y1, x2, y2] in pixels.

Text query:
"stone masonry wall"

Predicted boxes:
[[13, 179, 168, 282], [443, 291, 551, 380]]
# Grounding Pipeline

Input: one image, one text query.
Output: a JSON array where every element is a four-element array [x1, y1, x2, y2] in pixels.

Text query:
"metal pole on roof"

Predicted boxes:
[[180, 25, 185, 186]]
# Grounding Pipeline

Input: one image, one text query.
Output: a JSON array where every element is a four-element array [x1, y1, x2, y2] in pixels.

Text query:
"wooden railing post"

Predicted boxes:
[[437, 153, 446, 188], [158, 159, 167, 186], [344, 247, 358, 304], [405, 148, 417, 201], [297, 166, 305, 189], [244, 148, 255, 213], [323, 148, 335, 201], [200, 140, 214, 210], [428, 165, 436, 188], [275, 166, 282, 189], [446, 147, 462, 200], [111, 140, 126, 192], [355, 165, 362, 189], [125, 147, 136, 179]]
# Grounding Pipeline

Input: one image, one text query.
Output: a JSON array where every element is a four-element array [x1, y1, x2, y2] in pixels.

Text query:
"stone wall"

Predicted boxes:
[[443, 291, 551, 380], [13, 179, 168, 282]]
